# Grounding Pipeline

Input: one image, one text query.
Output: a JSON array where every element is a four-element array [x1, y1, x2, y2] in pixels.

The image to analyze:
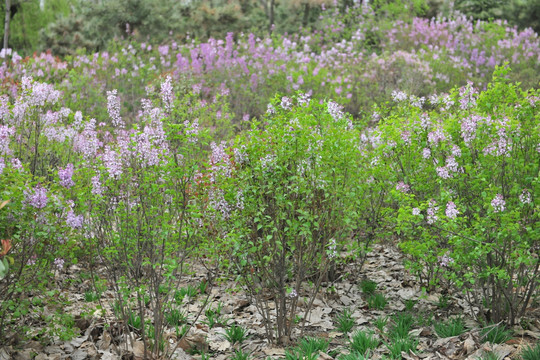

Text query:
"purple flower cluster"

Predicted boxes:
[[519, 189, 532, 204], [58, 163, 75, 188], [438, 254, 454, 267], [396, 181, 410, 193], [445, 201, 459, 219], [491, 194, 505, 212], [427, 200, 438, 224], [25, 184, 48, 209], [107, 89, 124, 128], [66, 210, 83, 228], [160, 75, 174, 113]]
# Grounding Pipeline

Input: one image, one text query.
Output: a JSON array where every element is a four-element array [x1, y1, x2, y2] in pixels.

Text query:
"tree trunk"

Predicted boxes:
[[268, 0, 275, 34], [3, 0, 11, 50]]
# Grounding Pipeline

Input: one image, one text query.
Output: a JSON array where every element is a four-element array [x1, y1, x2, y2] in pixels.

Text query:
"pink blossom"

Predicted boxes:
[[445, 201, 459, 219]]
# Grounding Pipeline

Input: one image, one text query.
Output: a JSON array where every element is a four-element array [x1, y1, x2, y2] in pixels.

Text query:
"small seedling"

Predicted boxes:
[[224, 324, 248, 344], [480, 351, 501, 360], [231, 349, 251, 360], [338, 352, 369, 360], [350, 330, 379, 355], [360, 279, 377, 295], [434, 317, 466, 338], [84, 290, 100, 302], [335, 308, 355, 333], [389, 313, 414, 339], [374, 316, 388, 332], [367, 293, 387, 310], [299, 336, 329, 355], [385, 337, 418, 359], [165, 309, 187, 326], [404, 299, 416, 311], [480, 324, 512, 344], [438, 294, 450, 309], [520, 343, 540, 360], [204, 302, 226, 328]]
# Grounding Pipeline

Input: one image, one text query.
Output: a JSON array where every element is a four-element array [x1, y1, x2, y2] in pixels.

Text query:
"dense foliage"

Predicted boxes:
[[0, 0, 538, 358]]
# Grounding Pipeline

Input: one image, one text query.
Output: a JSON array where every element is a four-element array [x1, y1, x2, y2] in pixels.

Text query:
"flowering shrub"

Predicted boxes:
[[376, 67, 539, 325], [210, 94, 362, 343]]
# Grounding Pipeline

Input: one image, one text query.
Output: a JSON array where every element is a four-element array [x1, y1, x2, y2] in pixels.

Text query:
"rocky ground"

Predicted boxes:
[[1, 243, 538, 360]]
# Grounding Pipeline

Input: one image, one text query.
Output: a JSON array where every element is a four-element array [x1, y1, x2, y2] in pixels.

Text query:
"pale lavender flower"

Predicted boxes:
[[445, 156, 459, 172], [396, 181, 410, 193], [491, 194, 505, 213], [412, 207, 421, 216], [280, 96, 292, 110], [391, 90, 407, 102], [460, 115, 479, 146], [266, 103, 276, 114], [459, 81, 477, 110], [25, 184, 48, 209], [209, 188, 231, 219], [445, 201, 459, 219], [438, 254, 454, 267], [0, 158, 4, 174], [436, 166, 451, 179], [0, 125, 14, 155], [327, 238, 337, 258], [54, 258, 65, 270], [58, 163, 75, 188], [298, 92, 311, 106], [91, 174, 104, 195], [236, 189, 244, 210], [427, 200, 438, 224], [160, 75, 174, 113], [428, 128, 446, 145], [107, 89, 124, 128], [234, 145, 248, 165], [327, 100, 344, 121], [288, 288, 298, 298], [66, 210, 83, 228], [422, 148, 431, 159], [519, 190, 531, 204], [103, 146, 123, 179], [11, 158, 22, 170], [401, 131, 411, 145], [451, 145, 462, 157]]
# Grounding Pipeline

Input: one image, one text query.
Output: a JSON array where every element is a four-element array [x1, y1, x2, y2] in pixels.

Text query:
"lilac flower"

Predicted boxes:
[[391, 90, 407, 102], [451, 145, 462, 157], [288, 288, 298, 298], [266, 103, 276, 114], [412, 208, 421, 216], [91, 174, 104, 195], [436, 166, 451, 179], [519, 190, 531, 204], [66, 210, 83, 229], [160, 75, 174, 113], [209, 188, 231, 219], [27, 254, 37, 266], [396, 181, 410, 193], [401, 131, 411, 145], [184, 118, 199, 142], [280, 96, 292, 110], [459, 82, 478, 110], [107, 89, 124, 128], [298, 92, 311, 106], [445, 156, 459, 172], [0, 125, 14, 155], [0, 158, 4, 174], [11, 158, 22, 170], [491, 194, 505, 213], [236, 189, 244, 210], [103, 146, 123, 179], [58, 163, 75, 188], [445, 201, 459, 219], [234, 145, 248, 165], [327, 238, 337, 259], [428, 128, 446, 145], [438, 254, 454, 267], [25, 184, 48, 209], [427, 200, 438, 224], [422, 148, 431, 159], [460, 115, 479, 145], [54, 258, 65, 270]]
